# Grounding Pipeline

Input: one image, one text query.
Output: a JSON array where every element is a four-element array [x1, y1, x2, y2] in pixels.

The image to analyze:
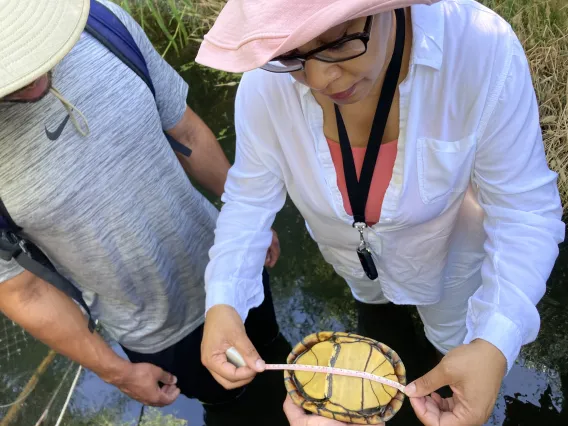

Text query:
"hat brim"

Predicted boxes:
[[0, 0, 90, 98], [195, 0, 440, 73]]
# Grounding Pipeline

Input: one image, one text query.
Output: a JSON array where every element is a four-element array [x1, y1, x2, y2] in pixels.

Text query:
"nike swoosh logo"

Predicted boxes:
[[45, 114, 70, 141]]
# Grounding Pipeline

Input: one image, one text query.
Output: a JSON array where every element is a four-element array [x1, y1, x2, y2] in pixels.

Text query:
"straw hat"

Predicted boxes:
[[0, 0, 90, 98], [196, 0, 440, 73]]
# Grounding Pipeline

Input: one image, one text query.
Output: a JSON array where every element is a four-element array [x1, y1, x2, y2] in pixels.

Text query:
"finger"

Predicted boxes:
[[271, 248, 280, 267], [284, 395, 352, 426], [204, 340, 257, 381], [265, 251, 272, 267], [272, 233, 281, 256], [158, 384, 180, 405], [266, 249, 277, 268], [430, 392, 444, 407], [405, 363, 449, 398], [208, 351, 258, 385], [220, 358, 258, 381], [234, 336, 265, 372], [430, 392, 454, 412], [446, 397, 456, 412], [210, 369, 252, 390], [283, 394, 307, 424], [409, 397, 427, 418], [157, 368, 177, 385], [410, 396, 440, 426], [424, 395, 442, 413], [413, 396, 465, 426]]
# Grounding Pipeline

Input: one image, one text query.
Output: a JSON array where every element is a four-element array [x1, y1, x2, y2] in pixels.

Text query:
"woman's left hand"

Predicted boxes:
[[265, 228, 281, 268], [405, 339, 506, 426]]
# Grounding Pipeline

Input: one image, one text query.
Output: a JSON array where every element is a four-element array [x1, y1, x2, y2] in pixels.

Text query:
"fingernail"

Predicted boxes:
[[172, 375, 177, 384], [405, 382, 416, 396], [256, 359, 266, 371]]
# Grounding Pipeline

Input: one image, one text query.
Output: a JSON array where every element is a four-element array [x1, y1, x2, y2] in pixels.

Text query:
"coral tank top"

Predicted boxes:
[[327, 138, 398, 226]]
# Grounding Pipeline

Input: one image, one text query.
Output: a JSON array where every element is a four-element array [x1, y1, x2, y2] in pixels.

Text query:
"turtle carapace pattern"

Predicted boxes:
[[284, 332, 406, 424]]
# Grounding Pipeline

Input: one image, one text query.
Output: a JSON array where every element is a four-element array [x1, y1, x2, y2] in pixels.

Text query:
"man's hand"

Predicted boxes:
[[283, 395, 357, 426], [108, 362, 180, 406], [201, 304, 265, 389], [405, 339, 506, 426], [265, 229, 281, 268], [0, 272, 180, 407]]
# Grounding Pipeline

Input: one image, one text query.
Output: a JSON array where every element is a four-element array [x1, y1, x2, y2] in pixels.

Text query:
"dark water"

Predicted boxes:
[[1, 31, 567, 426]]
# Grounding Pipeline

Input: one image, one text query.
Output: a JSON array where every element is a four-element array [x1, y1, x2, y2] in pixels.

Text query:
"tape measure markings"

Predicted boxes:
[[264, 363, 407, 394]]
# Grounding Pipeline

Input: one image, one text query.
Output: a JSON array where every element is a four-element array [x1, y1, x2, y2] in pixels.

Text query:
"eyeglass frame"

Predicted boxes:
[[260, 15, 374, 73]]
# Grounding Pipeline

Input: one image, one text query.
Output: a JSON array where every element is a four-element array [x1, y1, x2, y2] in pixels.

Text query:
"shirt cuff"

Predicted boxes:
[[464, 310, 523, 374], [205, 277, 264, 322]]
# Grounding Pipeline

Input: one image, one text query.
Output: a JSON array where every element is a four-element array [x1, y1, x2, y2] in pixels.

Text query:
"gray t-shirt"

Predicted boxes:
[[0, 0, 219, 353]]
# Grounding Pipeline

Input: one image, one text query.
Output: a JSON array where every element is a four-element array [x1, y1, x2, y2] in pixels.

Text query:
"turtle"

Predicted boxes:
[[283, 331, 406, 424]]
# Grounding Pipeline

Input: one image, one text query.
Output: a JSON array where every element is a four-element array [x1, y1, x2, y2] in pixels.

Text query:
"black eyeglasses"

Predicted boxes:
[[261, 15, 374, 73]]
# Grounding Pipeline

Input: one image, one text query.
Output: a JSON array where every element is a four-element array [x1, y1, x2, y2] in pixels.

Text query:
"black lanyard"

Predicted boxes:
[[334, 8, 405, 280]]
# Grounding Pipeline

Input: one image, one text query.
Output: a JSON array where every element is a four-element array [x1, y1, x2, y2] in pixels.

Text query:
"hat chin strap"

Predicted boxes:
[[49, 87, 90, 137]]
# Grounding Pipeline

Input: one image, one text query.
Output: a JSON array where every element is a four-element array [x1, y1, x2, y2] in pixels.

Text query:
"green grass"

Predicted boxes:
[[114, 0, 568, 209], [114, 0, 225, 57]]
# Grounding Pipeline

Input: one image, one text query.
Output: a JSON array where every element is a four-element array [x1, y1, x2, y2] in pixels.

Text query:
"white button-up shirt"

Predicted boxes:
[[204, 0, 565, 371]]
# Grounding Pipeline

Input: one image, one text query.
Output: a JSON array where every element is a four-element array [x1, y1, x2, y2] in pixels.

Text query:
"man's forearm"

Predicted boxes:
[[167, 106, 231, 198], [0, 271, 130, 384]]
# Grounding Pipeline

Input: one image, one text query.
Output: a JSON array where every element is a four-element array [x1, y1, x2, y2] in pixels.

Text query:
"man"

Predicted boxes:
[[0, 0, 281, 409]]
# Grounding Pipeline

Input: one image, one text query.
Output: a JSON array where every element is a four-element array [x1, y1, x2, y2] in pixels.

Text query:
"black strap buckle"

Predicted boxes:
[[0, 229, 96, 333], [0, 230, 24, 260]]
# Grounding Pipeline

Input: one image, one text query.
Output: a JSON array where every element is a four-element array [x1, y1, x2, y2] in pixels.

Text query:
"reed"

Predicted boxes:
[[115, 0, 225, 55]]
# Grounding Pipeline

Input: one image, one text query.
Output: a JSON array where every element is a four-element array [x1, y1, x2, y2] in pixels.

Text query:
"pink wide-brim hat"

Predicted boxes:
[[195, 0, 440, 73]]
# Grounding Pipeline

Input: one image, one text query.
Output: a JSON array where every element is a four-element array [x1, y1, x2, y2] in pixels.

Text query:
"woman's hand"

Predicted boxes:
[[283, 395, 358, 426], [405, 339, 506, 426], [265, 228, 281, 268], [200, 304, 266, 389]]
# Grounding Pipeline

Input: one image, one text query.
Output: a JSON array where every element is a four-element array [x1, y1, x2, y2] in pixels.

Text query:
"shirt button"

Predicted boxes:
[[393, 175, 402, 185]]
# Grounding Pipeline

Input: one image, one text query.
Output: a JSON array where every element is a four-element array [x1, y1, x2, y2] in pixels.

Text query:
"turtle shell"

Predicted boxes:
[[284, 331, 406, 424]]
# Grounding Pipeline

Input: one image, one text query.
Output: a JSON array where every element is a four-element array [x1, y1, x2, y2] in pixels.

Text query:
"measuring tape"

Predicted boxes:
[[226, 347, 407, 395], [266, 363, 406, 394]]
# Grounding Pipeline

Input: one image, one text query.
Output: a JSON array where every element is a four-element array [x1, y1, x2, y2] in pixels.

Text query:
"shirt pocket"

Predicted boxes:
[[417, 133, 476, 204]]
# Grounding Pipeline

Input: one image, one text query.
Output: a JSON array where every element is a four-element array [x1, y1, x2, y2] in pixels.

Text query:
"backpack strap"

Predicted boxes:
[[85, 0, 192, 158], [0, 199, 96, 332], [0, 198, 21, 232]]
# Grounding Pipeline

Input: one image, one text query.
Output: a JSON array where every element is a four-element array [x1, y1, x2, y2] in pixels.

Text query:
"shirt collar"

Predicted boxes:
[[410, 3, 444, 70], [289, 3, 445, 93]]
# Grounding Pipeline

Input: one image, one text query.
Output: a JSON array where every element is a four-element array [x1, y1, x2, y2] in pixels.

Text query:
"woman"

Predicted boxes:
[[195, 0, 564, 425]]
